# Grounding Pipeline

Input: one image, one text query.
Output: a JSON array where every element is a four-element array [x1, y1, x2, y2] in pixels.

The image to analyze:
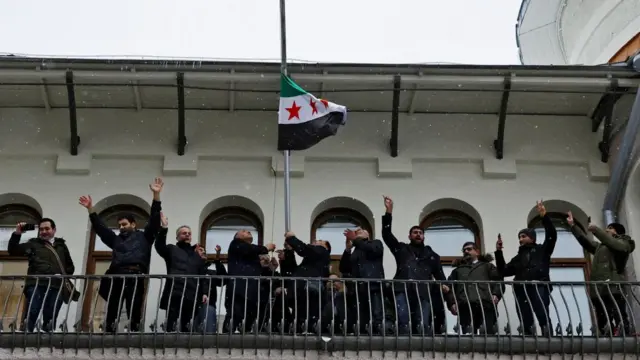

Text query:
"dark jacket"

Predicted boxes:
[[200, 261, 227, 306], [495, 214, 557, 294], [285, 236, 331, 292], [339, 238, 385, 292], [226, 238, 268, 300], [571, 225, 635, 296], [278, 248, 298, 291], [7, 235, 75, 289], [381, 213, 446, 298], [155, 227, 208, 309], [447, 254, 504, 306], [90, 199, 162, 274]]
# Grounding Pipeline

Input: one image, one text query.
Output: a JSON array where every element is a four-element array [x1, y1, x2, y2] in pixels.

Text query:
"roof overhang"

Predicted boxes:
[[0, 56, 638, 159]]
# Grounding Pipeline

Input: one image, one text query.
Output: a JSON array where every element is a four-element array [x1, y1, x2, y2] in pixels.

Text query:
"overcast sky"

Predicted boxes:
[[0, 0, 521, 65]]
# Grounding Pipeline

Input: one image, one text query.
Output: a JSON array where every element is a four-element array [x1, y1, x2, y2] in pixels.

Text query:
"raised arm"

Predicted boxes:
[[229, 238, 271, 259], [537, 201, 557, 256], [7, 223, 32, 256], [590, 224, 634, 253], [143, 177, 163, 243], [381, 195, 401, 251], [494, 234, 516, 277], [154, 213, 170, 259], [79, 195, 117, 248], [567, 211, 598, 254], [284, 233, 321, 258]]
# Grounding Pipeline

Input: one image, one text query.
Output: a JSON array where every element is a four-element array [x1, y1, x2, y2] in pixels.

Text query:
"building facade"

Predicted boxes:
[[0, 58, 639, 358], [516, 0, 640, 65]]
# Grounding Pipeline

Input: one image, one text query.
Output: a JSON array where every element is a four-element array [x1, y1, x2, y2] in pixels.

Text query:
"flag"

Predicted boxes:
[[278, 74, 347, 151]]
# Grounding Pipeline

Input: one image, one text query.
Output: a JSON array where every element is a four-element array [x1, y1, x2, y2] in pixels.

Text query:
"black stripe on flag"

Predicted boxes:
[[277, 111, 346, 151]]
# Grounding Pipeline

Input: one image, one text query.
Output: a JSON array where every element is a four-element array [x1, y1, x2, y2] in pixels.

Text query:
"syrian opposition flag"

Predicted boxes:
[[278, 74, 347, 151]]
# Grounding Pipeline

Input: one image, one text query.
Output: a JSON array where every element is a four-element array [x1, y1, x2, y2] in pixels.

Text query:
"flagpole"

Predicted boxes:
[[279, 0, 292, 232]]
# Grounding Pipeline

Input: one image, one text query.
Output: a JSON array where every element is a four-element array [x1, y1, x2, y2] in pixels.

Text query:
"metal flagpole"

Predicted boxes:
[[279, 0, 291, 232]]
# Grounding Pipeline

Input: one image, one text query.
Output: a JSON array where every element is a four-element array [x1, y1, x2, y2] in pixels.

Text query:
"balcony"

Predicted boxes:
[[0, 275, 638, 359]]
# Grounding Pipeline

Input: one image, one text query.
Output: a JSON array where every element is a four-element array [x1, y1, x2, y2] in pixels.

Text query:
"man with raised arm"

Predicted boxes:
[[495, 200, 557, 336], [381, 195, 447, 335], [567, 212, 635, 336], [78, 177, 163, 333]]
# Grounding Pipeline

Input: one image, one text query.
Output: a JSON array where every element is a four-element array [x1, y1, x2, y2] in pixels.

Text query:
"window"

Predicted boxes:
[[82, 205, 150, 332], [529, 212, 591, 335], [200, 207, 263, 261], [0, 204, 41, 330], [420, 210, 481, 263], [311, 208, 373, 275]]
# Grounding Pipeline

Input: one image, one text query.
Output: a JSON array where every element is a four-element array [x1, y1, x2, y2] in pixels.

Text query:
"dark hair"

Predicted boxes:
[[116, 213, 136, 224], [462, 241, 476, 250], [325, 240, 332, 253], [39, 218, 56, 229], [608, 222, 626, 235], [409, 225, 422, 234]]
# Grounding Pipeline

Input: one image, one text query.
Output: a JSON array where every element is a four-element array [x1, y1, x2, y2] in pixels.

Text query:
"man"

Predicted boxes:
[[495, 200, 557, 336], [284, 231, 331, 334], [339, 228, 385, 335], [155, 213, 207, 332], [320, 273, 348, 334], [381, 195, 446, 335], [447, 242, 503, 334], [225, 230, 275, 333], [8, 218, 75, 332], [567, 212, 635, 336], [256, 254, 282, 332], [197, 244, 227, 333], [78, 177, 163, 333]]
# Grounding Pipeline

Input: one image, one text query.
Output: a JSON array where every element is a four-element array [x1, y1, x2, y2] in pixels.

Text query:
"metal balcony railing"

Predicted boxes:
[[0, 274, 638, 355]]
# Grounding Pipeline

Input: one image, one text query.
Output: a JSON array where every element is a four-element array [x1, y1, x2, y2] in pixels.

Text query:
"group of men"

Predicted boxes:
[[6, 177, 636, 336]]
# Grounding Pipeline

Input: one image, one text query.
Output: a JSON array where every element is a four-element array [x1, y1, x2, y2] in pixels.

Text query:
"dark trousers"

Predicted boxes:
[[352, 290, 384, 334], [268, 293, 294, 333], [458, 301, 498, 334], [223, 294, 259, 333], [290, 287, 322, 333], [166, 296, 200, 332], [396, 292, 431, 335], [515, 285, 551, 336], [23, 285, 63, 332], [593, 293, 631, 335], [104, 277, 146, 333]]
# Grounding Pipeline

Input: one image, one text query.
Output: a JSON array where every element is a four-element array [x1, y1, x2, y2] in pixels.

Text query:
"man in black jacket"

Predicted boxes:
[[78, 177, 163, 333], [8, 218, 75, 332], [495, 200, 557, 336], [339, 228, 385, 335], [155, 213, 207, 332], [225, 231, 275, 333], [284, 231, 331, 333], [381, 196, 447, 335], [197, 244, 227, 333]]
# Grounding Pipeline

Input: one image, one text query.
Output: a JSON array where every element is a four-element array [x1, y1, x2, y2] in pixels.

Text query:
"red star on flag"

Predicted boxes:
[[320, 99, 329, 109], [309, 99, 318, 115], [286, 101, 302, 120]]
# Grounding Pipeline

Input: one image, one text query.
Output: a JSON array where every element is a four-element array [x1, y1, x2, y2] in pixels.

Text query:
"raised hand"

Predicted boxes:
[[536, 199, 546, 217], [496, 233, 503, 251], [78, 195, 93, 210], [566, 211, 574, 227], [15, 222, 26, 235], [160, 212, 168, 228], [266, 243, 276, 251], [149, 177, 164, 193], [215, 245, 222, 254], [382, 195, 393, 213]]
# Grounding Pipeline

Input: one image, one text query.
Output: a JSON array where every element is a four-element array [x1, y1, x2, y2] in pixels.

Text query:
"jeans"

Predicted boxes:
[[24, 285, 63, 332], [395, 292, 431, 335], [197, 304, 217, 333]]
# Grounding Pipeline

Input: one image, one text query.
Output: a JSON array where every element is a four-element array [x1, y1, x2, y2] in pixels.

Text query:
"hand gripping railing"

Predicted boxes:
[[0, 274, 638, 357]]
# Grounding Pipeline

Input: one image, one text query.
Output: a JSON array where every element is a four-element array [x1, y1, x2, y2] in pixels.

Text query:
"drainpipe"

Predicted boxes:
[[602, 52, 640, 225]]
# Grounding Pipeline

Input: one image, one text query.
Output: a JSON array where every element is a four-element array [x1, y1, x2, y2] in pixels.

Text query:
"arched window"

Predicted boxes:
[[528, 212, 592, 335], [0, 204, 41, 330], [420, 209, 481, 263], [420, 209, 482, 335], [82, 205, 149, 332], [311, 208, 374, 275], [200, 207, 263, 261]]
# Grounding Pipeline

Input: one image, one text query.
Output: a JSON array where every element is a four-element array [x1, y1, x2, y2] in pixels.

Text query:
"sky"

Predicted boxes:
[[0, 0, 521, 65]]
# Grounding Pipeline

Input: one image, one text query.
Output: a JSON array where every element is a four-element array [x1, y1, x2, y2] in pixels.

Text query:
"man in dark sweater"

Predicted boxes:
[[8, 218, 75, 332], [381, 195, 447, 335], [78, 177, 163, 333], [284, 231, 331, 334], [495, 200, 557, 336]]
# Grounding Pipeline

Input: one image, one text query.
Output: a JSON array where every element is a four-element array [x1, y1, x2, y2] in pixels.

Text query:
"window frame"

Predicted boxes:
[[0, 204, 42, 260], [420, 209, 482, 264], [199, 206, 264, 262], [311, 207, 374, 263], [82, 204, 150, 332]]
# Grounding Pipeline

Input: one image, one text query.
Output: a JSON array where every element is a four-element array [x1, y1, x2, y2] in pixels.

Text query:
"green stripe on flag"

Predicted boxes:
[[280, 74, 308, 98]]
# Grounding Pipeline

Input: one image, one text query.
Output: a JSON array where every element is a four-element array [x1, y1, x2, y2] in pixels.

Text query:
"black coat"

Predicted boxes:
[[7, 235, 75, 289], [200, 262, 227, 305], [90, 199, 162, 273], [226, 238, 268, 300], [339, 238, 385, 292], [285, 236, 331, 293], [381, 213, 446, 299], [155, 228, 208, 309], [447, 254, 504, 306]]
